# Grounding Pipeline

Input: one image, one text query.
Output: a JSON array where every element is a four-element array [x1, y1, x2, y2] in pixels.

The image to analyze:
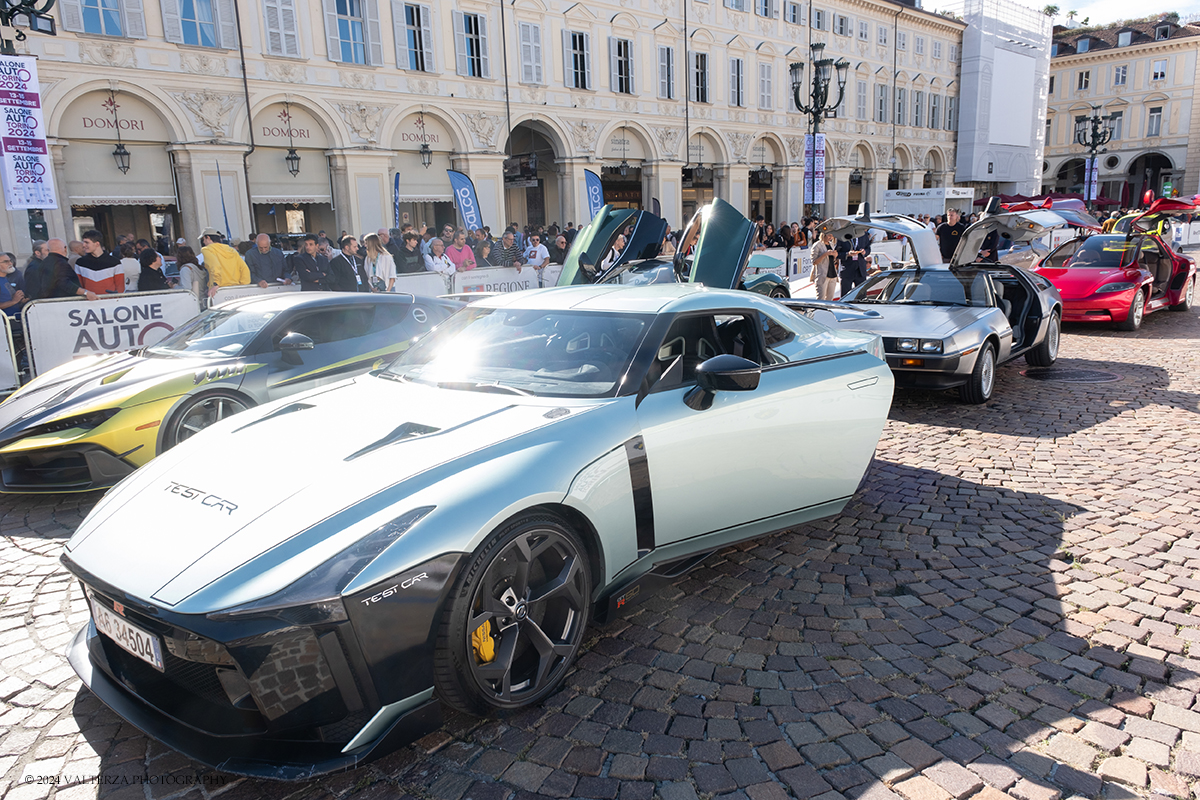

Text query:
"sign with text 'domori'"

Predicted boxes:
[[0, 56, 56, 211], [452, 266, 540, 294], [25, 291, 200, 377]]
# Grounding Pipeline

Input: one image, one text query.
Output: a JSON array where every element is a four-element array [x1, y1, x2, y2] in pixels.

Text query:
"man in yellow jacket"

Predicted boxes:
[[199, 227, 251, 298]]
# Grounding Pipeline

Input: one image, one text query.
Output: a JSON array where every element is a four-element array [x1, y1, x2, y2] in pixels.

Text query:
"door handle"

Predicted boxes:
[[848, 376, 878, 390]]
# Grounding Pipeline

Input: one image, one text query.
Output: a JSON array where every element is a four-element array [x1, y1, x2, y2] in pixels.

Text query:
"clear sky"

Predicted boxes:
[[1041, 0, 1200, 26]]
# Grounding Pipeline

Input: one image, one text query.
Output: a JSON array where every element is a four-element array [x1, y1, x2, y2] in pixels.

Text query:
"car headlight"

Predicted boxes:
[[920, 340, 944, 353], [896, 338, 918, 352], [24, 408, 120, 438], [208, 506, 434, 624], [1096, 282, 1135, 293]]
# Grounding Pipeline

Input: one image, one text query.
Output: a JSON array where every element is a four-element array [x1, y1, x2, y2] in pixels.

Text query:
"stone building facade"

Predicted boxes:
[[1044, 15, 1200, 205], [2, 0, 964, 255]]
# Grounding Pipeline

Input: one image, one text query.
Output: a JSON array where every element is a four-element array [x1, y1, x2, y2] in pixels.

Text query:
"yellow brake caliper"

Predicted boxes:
[[472, 620, 496, 663]]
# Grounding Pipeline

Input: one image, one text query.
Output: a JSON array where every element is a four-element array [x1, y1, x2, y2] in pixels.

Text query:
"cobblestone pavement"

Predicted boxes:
[[2, 306, 1200, 800]]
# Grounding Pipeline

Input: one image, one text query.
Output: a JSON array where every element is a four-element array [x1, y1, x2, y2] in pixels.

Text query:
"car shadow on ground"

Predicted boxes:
[[66, 458, 1121, 800], [888, 355, 1199, 438]]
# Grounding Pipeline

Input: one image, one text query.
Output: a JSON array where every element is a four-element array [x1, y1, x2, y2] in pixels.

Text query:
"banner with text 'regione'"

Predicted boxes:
[[0, 56, 57, 211], [447, 169, 484, 231]]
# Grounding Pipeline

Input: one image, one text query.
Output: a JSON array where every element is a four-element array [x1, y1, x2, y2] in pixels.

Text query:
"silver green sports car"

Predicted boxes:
[[63, 282, 893, 778]]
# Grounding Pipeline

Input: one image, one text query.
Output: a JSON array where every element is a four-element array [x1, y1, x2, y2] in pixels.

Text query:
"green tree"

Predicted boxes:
[[1043, 4, 1060, 16]]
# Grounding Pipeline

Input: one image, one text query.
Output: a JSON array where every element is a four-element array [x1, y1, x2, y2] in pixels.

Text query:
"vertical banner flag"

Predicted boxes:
[[0, 56, 56, 211], [803, 135, 815, 205], [1086, 157, 1099, 203], [393, 173, 400, 228], [584, 169, 605, 221], [447, 169, 484, 231], [814, 133, 827, 205]]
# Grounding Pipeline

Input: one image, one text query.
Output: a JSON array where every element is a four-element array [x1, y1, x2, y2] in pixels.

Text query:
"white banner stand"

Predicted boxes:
[[452, 266, 541, 294], [211, 283, 301, 307], [24, 290, 200, 377], [0, 314, 20, 394], [391, 272, 452, 297]]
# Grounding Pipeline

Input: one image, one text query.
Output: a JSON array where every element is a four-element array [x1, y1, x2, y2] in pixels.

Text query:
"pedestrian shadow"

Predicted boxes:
[[888, 356, 1199, 437]]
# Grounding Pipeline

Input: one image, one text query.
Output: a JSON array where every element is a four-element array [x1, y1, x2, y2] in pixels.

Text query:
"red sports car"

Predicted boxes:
[[1035, 216, 1196, 331]]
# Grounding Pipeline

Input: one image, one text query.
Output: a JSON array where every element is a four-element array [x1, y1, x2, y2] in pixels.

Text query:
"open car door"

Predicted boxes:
[[816, 205, 943, 268], [1126, 198, 1196, 235], [558, 205, 638, 285], [686, 198, 758, 289], [951, 209, 1070, 268]]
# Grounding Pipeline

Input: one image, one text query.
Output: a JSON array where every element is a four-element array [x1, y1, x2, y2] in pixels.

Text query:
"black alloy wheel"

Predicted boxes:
[[769, 286, 789, 299], [434, 514, 592, 715]]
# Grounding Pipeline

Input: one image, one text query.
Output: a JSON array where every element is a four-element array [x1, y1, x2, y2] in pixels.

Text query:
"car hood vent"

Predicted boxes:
[[234, 402, 314, 432], [345, 421, 441, 461]]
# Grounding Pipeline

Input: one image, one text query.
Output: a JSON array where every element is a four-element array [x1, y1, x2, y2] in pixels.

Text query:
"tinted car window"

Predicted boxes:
[[1067, 237, 1137, 269], [276, 308, 375, 347], [844, 270, 990, 307]]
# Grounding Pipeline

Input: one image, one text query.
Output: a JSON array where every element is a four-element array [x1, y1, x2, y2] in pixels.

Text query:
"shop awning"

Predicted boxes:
[[393, 151, 453, 203], [249, 148, 332, 205], [64, 142, 176, 207]]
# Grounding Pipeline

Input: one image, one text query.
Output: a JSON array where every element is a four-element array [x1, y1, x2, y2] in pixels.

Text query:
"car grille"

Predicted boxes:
[[102, 639, 231, 708]]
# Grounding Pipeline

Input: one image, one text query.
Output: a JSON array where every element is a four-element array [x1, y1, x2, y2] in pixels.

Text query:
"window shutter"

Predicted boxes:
[[277, 0, 299, 56], [216, 0, 238, 48], [419, 5, 435, 72], [123, 0, 147, 38], [729, 58, 737, 105], [263, 0, 284, 54], [609, 36, 618, 92], [627, 40, 635, 94], [582, 32, 591, 89], [690, 51, 697, 100], [519, 22, 532, 82], [477, 13, 490, 77], [324, 0, 343, 62], [771, 0, 779, 18], [393, 0, 409, 68], [562, 29, 572, 87], [364, 0, 383, 65], [659, 45, 669, 98], [59, 0, 84, 32], [453, 10, 468, 75], [160, 0, 183, 42]]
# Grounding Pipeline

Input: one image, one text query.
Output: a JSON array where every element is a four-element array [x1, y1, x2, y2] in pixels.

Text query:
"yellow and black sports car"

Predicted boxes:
[[0, 292, 458, 492]]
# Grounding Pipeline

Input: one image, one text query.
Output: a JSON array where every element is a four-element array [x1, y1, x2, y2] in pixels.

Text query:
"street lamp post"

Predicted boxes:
[[790, 41, 849, 218], [1074, 105, 1115, 211]]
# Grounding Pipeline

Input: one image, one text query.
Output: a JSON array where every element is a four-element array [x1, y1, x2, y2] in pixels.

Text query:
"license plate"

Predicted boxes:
[[90, 594, 164, 672]]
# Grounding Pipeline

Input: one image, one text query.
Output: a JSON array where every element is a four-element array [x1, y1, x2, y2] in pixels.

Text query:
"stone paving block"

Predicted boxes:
[[894, 776, 952, 800], [1150, 701, 1200, 733], [1075, 721, 1129, 752], [922, 761, 983, 799], [1096, 756, 1146, 787], [864, 753, 917, 784], [1122, 736, 1169, 766], [1148, 767, 1190, 798], [975, 704, 1018, 731]]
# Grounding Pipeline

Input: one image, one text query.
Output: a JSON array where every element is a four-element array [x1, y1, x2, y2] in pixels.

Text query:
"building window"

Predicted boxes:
[[1152, 59, 1167, 80], [1076, 70, 1089, 90], [912, 90, 923, 127], [933, 40, 942, 59], [856, 79, 867, 119], [1044, 118, 1051, 145], [834, 14, 849, 35], [452, 11, 489, 77], [179, 0, 219, 46], [1051, 42, 1059, 56], [263, 0, 300, 56], [658, 45, 675, 99], [897, 31, 906, 50], [929, 94, 940, 128], [402, 4, 435, 72], [724, 0, 747, 10], [691, 52, 709, 102], [1112, 65, 1125, 86], [82, 0, 125, 35], [949, 44, 958, 62], [946, 96, 956, 129], [335, 0, 366, 64], [1109, 110, 1123, 140], [915, 36, 924, 55], [877, 25, 887, 46], [563, 30, 591, 90], [785, 1, 803, 23], [1147, 106, 1162, 136], [858, 20, 869, 40], [1048, 75, 1055, 94], [1076, 38, 1089, 53], [812, 9, 825, 29], [609, 37, 634, 93], [754, 0, 777, 17], [730, 57, 745, 106], [758, 62, 773, 109], [517, 22, 542, 83], [875, 84, 889, 123], [1155, 24, 1169, 40], [1118, 30, 1132, 46], [895, 87, 906, 125]]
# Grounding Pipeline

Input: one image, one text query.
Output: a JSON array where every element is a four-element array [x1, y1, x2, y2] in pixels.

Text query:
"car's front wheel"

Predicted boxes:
[[163, 391, 251, 450], [434, 513, 592, 716], [959, 342, 996, 404], [1116, 289, 1146, 331], [769, 286, 789, 299], [1170, 275, 1195, 312], [1025, 310, 1060, 367]]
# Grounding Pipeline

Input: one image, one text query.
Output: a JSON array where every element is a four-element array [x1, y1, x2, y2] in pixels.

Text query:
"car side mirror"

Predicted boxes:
[[278, 331, 313, 365], [685, 354, 761, 410]]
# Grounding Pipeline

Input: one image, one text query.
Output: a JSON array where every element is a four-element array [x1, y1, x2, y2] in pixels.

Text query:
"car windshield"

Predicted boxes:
[[843, 269, 991, 307], [145, 309, 277, 357], [387, 307, 651, 397], [1064, 237, 1138, 268]]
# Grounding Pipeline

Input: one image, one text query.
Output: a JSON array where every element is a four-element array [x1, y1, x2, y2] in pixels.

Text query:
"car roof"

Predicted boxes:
[[218, 292, 418, 313], [470, 284, 779, 315]]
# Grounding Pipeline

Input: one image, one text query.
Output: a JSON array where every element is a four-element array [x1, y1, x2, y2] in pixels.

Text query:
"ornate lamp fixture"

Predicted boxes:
[[0, 0, 57, 55], [283, 100, 301, 177], [417, 112, 433, 168], [107, 89, 130, 175]]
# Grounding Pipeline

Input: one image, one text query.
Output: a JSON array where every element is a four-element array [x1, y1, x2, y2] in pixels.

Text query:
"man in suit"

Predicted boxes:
[[836, 232, 872, 298], [291, 234, 331, 291], [328, 236, 369, 292]]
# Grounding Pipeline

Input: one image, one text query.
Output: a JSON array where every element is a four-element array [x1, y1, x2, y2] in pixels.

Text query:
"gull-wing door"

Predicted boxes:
[[952, 207, 1070, 268], [558, 205, 639, 285], [1127, 198, 1196, 235], [816, 204, 943, 268], [686, 198, 757, 289]]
